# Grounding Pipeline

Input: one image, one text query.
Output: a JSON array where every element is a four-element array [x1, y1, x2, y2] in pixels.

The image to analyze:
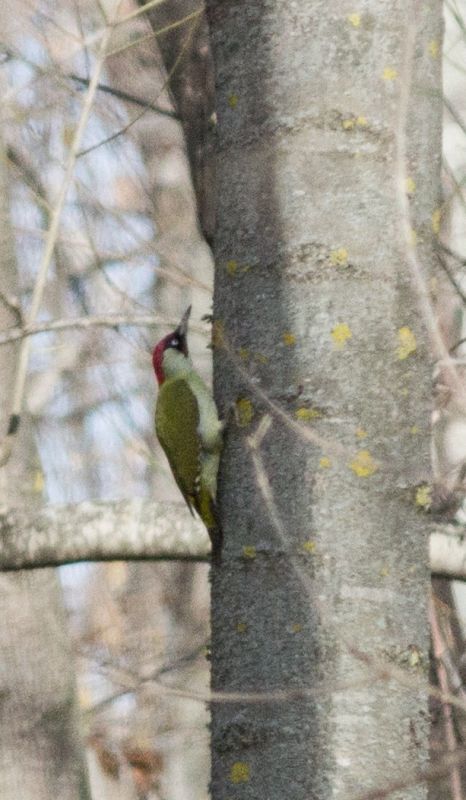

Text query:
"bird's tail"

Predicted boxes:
[[195, 486, 223, 564], [208, 521, 223, 565]]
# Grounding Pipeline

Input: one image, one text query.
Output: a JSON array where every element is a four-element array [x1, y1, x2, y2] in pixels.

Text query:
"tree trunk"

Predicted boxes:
[[0, 101, 90, 799], [143, 0, 216, 243], [209, 2, 442, 798]]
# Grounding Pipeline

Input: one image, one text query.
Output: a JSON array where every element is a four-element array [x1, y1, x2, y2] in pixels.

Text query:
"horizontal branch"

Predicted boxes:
[[0, 314, 170, 345], [0, 497, 464, 575], [0, 499, 210, 570], [430, 526, 466, 579]]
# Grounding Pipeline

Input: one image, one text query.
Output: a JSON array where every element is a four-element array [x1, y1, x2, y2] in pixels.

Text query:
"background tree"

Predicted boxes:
[[0, 89, 90, 797], [1, 2, 213, 797]]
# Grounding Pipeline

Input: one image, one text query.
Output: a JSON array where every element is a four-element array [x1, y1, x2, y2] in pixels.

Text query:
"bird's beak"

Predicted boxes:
[[176, 305, 191, 337]]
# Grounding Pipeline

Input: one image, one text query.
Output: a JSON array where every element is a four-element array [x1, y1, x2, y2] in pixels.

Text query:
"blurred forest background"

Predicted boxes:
[[1, 0, 214, 797], [1, 0, 466, 798]]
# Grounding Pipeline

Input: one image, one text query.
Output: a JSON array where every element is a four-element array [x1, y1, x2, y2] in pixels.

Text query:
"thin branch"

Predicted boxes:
[[69, 74, 178, 120], [444, 94, 466, 139], [3, 22, 113, 455], [443, 156, 466, 215], [106, 7, 203, 58], [436, 251, 466, 307], [3, 1, 174, 105], [0, 313, 204, 345], [396, 12, 463, 398], [440, 242, 466, 265], [219, 331, 348, 457], [114, 0, 172, 27], [429, 596, 464, 800], [0, 290, 22, 326], [7, 145, 51, 216], [77, 10, 201, 158], [88, 642, 208, 715]]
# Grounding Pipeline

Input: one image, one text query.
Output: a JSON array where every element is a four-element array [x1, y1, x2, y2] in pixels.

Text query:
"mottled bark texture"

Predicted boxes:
[[0, 106, 90, 798], [142, 0, 216, 243], [0, 499, 208, 569], [0, 499, 460, 576], [209, 2, 442, 799]]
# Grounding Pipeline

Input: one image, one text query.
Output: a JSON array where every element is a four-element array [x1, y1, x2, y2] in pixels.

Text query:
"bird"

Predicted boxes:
[[152, 306, 223, 560]]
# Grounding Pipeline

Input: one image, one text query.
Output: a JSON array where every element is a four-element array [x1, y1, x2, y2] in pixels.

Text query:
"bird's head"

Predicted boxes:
[[152, 306, 191, 385]]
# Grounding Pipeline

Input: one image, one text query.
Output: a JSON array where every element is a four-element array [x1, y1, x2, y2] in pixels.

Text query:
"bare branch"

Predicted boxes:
[[114, 0, 172, 27], [0, 494, 463, 576], [436, 249, 466, 307], [4, 22, 113, 452], [396, 12, 463, 396], [0, 499, 209, 570], [430, 526, 466, 579], [106, 7, 203, 59], [429, 596, 464, 799], [0, 313, 177, 345], [69, 73, 178, 119], [0, 290, 22, 325], [78, 10, 201, 158]]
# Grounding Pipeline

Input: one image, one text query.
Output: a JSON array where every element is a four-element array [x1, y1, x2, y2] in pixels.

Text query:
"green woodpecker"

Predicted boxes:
[[153, 307, 223, 559]]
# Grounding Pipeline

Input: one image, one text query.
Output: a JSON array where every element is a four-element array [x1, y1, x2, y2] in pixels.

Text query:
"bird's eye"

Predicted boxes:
[[170, 337, 179, 348]]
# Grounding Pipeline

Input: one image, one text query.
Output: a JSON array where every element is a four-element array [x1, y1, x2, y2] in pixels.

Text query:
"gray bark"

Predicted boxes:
[[0, 500, 461, 578], [0, 93, 90, 799], [0, 500, 208, 569], [209, 2, 442, 798], [142, 0, 216, 243]]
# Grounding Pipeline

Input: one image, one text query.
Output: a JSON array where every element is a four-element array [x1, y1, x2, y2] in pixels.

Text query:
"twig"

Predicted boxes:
[[429, 595, 464, 800], [78, 9, 202, 158], [0, 290, 22, 325], [444, 94, 466, 140], [436, 251, 466, 307], [106, 7, 203, 59], [113, 0, 172, 27], [69, 74, 178, 120], [0, 313, 204, 346], [1, 22, 113, 460], [395, 9, 466, 402]]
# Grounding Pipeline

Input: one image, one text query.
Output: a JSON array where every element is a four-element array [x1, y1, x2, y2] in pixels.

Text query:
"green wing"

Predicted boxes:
[[155, 377, 201, 516]]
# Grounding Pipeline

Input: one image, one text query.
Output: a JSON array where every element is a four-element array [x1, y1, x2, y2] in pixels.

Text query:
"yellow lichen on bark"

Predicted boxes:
[[230, 762, 250, 783], [397, 327, 417, 360], [236, 398, 254, 427], [405, 176, 416, 194], [331, 323, 352, 349], [330, 247, 349, 266], [295, 407, 322, 421], [347, 13, 361, 27], [349, 450, 378, 477], [432, 208, 442, 234]]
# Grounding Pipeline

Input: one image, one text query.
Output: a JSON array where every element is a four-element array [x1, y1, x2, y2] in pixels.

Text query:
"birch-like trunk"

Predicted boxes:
[[209, 2, 442, 798], [0, 102, 90, 800]]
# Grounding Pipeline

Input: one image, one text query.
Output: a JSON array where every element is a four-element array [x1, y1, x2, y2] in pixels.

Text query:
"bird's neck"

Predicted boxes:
[[162, 349, 192, 381]]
